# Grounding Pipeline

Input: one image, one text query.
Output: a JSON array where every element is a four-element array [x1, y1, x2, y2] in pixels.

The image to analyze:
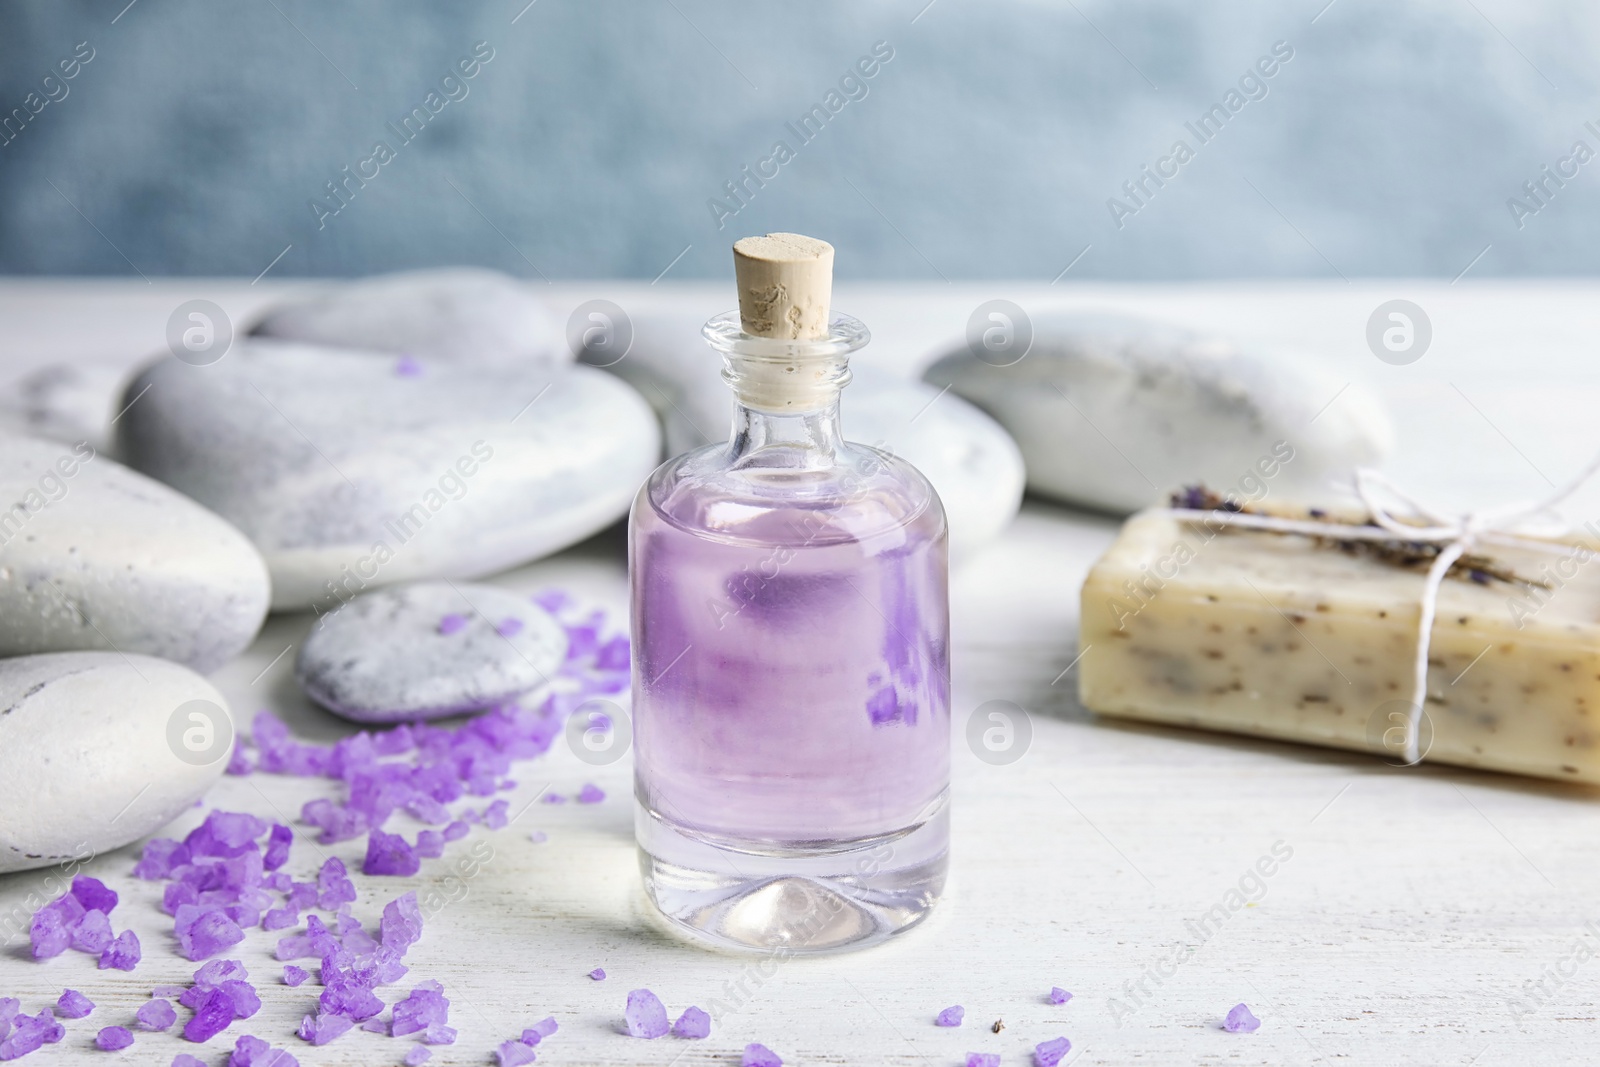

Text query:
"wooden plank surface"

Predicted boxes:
[[2, 280, 1599, 1065]]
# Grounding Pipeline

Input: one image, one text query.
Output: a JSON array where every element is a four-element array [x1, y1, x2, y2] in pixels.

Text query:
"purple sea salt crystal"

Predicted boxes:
[[421, 1024, 456, 1045], [226, 742, 255, 776], [1223, 1003, 1260, 1033], [576, 783, 605, 804], [221, 982, 261, 1021], [262, 825, 292, 871], [71, 875, 119, 915], [229, 1034, 300, 1067], [359, 1019, 388, 1035], [494, 1040, 537, 1067], [672, 1006, 710, 1039], [96, 1026, 134, 1051], [134, 838, 190, 880], [364, 830, 421, 876], [542, 793, 566, 805], [319, 984, 384, 1023], [194, 959, 250, 988], [442, 821, 470, 842], [391, 982, 449, 1037], [1048, 987, 1072, 1005], [396, 355, 423, 377], [55, 989, 94, 1019], [587, 968, 605, 981], [527, 831, 547, 843], [136, 999, 177, 1031], [177, 907, 246, 960], [316, 858, 358, 909], [966, 1055, 1000, 1067], [71, 909, 113, 953], [29, 892, 84, 958], [1034, 1036, 1072, 1067], [0, 1010, 63, 1059], [381, 893, 424, 953], [437, 613, 468, 636], [173, 1057, 208, 1067], [483, 799, 510, 829], [183, 987, 238, 1043], [297, 1012, 354, 1046], [415, 831, 445, 858], [262, 908, 297, 932], [99, 929, 141, 970], [281, 965, 308, 988], [935, 1005, 964, 1027], [496, 617, 524, 637], [742, 1043, 783, 1067], [624, 989, 669, 1039], [404, 1047, 432, 1066], [523, 1017, 558, 1042]]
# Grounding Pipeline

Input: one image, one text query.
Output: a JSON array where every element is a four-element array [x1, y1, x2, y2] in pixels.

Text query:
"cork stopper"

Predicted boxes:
[[732, 233, 835, 340]]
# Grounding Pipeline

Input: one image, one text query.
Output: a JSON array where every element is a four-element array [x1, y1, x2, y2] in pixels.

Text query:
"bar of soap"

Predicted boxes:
[[1078, 508, 1600, 783]]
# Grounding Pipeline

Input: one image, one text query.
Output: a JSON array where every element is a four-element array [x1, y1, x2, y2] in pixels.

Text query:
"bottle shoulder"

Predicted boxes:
[[638, 441, 945, 549]]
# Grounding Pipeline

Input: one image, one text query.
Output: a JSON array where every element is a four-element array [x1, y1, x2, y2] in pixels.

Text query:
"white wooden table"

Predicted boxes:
[[4, 279, 1600, 1065]]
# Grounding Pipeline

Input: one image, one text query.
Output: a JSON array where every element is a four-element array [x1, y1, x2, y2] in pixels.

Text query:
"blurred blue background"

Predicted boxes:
[[0, 0, 1595, 281]]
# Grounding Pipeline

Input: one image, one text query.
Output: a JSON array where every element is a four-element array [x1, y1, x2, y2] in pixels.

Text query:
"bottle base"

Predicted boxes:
[[636, 802, 948, 955]]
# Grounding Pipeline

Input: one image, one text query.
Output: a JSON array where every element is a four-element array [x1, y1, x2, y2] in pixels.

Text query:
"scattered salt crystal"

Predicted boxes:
[[935, 1005, 964, 1027], [173, 1055, 208, 1067], [525, 1016, 558, 1040], [483, 799, 510, 829], [576, 783, 605, 804], [1034, 1036, 1072, 1067], [262, 908, 297, 932], [1048, 987, 1072, 1005], [297, 1012, 354, 1046], [494, 1039, 538, 1066], [542, 793, 567, 805], [966, 1055, 1000, 1067], [527, 831, 548, 844], [182, 987, 237, 1042], [404, 1046, 432, 1065], [415, 830, 445, 858], [624, 988, 669, 1039], [673, 1006, 711, 1039], [177, 907, 245, 960], [55, 989, 94, 1019], [262, 825, 292, 871], [229, 1034, 300, 1067], [743, 1042, 783, 1067], [442, 821, 470, 842], [437, 614, 468, 635], [587, 968, 605, 981], [96, 1025, 134, 1051], [1223, 1003, 1260, 1033], [421, 1024, 456, 1045], [364, 829, 422, 876], [391, 982, 450, 1037], [496, 617, 524, 637], [282, 965, 308, 988], [71, 875, 119, 915], [136, 999, 177, 1031], [98, 929, 141, 971], [381, 893, 425, 953], [71, 909, 113, 953], [317, 858, 358, 909], [360, 1019, 389, 1035]]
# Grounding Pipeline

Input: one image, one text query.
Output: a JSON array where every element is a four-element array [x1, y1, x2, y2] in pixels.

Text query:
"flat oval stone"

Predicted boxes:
[[249, 267, 567, 368], [922, 313, 1394, 514], [1, 433, 270, 672], [0, 652, 232, 874], [295, 581, 568, 723], [585, 312, 1024, 563], [115, 340, 660, 611], [0, 361, 130, 458]]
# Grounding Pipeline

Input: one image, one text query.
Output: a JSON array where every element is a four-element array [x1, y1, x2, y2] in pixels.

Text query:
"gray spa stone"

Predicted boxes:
[[0, 433, 270, 672], [0, 652, 233, 874], [0, 361, 131, 457], [922, 312, 1395, 514], [249, 267, 567, 368], [295, 581, 568, 723], [115, 339, 660, 611], [584, 311, 1026, 562]]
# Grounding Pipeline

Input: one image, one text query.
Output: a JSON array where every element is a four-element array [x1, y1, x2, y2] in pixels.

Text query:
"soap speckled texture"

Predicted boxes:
[[0, 434, 270, 672], [295, 581, 568, 722], [250, 268, 568, 368], [923, 314, 1394, 514], [1079, 509, 1600, 783], [0, 652, 231, 874], [115, 340, 660, 611], [587, 311, 1024, 562]]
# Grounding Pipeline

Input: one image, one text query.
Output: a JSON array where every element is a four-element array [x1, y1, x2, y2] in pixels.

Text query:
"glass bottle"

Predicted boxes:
[[629, 309, 951, 954]]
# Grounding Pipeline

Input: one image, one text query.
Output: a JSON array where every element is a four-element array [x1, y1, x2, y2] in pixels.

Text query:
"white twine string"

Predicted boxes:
[[1155, 449, 1600, 766]]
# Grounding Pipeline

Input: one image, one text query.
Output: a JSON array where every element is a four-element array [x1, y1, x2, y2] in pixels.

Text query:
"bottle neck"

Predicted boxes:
[[726, 394, 845, 471]]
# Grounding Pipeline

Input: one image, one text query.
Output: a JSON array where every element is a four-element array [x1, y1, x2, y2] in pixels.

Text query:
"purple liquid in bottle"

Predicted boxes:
[[631, 311, 950, 953]]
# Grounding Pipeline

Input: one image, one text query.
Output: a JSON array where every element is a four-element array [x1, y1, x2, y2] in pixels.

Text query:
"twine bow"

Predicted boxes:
[[1159, 451, 1600, 765]]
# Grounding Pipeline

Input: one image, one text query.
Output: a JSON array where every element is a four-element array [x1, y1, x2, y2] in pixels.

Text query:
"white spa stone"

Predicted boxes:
[[115, 339, 660, 612], [250, 267, 567, 368], [0, 652, 233, 874], [295, 581, 568, 723], [0, 361, 131, 457], [921, 312, 1395, 514], [585, 312, 1025, 562], [0, 433, 270, 672]]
